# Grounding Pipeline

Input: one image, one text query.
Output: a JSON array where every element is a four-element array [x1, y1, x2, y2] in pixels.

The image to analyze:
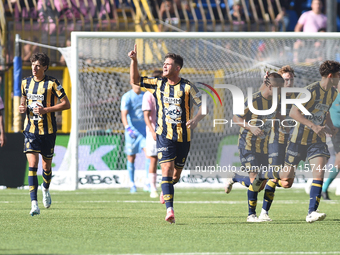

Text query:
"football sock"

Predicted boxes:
[[149, 173, 157, 191], [161, 177, 174, 209], [262, 180, 277, 212], [308, 180, 323, 214], [172, 179, 179, 185], [28, 167, 38, 201], [145, 158, 150, 179], [42, 169, 52, 190], [322, 167, 340, 192], [248, 184, 258, 216], [127, 161, 135, 185], [233, 174, 251, 187]]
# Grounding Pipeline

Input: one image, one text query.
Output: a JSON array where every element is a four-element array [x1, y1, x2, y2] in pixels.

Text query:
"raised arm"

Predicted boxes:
[[128, 44, 140, 86]]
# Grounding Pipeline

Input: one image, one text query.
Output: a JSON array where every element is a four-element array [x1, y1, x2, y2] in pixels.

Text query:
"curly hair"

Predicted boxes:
[[278, 65, 295, 76], [30, 52, 50, 72], [319, 60, 340, 77]]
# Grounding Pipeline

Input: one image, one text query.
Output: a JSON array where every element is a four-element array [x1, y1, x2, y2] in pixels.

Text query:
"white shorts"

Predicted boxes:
[[145, 132, 157, 157]]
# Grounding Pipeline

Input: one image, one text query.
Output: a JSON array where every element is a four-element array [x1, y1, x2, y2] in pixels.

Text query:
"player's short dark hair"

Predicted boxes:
[[319, 60, 340, 77], [152, 69, 163, 77], [278, 65, 295, 76], [267, 72, 284, 87], [30, 52, 50, 72], [165, 53, 183, 69]]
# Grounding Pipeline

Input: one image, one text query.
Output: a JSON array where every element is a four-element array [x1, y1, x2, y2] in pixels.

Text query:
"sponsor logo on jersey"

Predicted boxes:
[[27, 94, 44, 101], [165, 105, 182, 119], [157, 147, 168, 152], [164, 97, 182, 105]]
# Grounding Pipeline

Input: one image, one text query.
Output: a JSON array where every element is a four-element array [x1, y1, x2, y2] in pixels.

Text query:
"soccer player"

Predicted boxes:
[[128, 45, 206, 223], [0, 94, 6, 147], [321, 82, 340, 200], [121, 82, 148, 193], [254, 60, 340, 223], [19, 52, 70, 216], [143, 70, 162, 198], [260, 66, 298, 221], [232, 72, 284, 222]]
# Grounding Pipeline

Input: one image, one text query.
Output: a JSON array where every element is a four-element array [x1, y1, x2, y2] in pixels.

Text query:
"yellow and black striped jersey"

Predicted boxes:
[[290, 81, 338, 145], [237, 91, 278, 154], [139, 76, 201, 142], [269, 92, 299, 145], [21, 75, 66, 135]]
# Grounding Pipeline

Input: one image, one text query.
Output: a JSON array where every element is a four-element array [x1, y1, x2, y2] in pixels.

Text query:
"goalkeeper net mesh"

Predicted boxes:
[[61, 32, 340, 189]]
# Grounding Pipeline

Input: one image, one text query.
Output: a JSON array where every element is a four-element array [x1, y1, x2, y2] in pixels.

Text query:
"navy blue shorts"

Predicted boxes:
[[156, 134, 190, 169], [238, 147, 268, 172], [23, 131, 56, 159], [285, 141, 330, 166], [268, 141, 287, 167]]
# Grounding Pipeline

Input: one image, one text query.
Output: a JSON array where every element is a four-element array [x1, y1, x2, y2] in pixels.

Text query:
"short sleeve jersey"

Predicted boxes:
[[290, 82, 338, 145], [21, 75, 66, 135], [140, 76, 201, 142]]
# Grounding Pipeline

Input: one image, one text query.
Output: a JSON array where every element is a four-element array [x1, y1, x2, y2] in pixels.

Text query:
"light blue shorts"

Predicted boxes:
[[124, 132, 146, 155]]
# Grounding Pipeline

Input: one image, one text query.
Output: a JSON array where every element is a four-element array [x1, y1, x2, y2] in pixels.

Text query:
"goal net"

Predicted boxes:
[[54, 32, 340, 190]]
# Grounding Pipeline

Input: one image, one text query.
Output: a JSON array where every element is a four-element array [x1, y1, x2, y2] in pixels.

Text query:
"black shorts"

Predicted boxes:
[[268, 141, 287, 167], [331, 127, 340, 153], [23, 131, 56, 159], [156, 134, 190, 169]]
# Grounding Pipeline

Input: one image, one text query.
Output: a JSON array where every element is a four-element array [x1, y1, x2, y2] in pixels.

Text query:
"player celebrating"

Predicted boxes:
[[19, 52, 70, 216], [128, 45, 206, 224], [232, 72, 284, 222], [254, 60, 340, 223]]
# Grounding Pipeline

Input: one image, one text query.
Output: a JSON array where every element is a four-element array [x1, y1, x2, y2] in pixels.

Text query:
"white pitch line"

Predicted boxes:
[[95, 251, 340, 255]]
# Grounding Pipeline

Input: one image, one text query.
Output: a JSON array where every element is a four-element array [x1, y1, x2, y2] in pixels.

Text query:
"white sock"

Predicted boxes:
[[31, 200, 38, 206], [149, 173, 157, 191], [261, 208, 268, 215], [167, 207, 174, 213]]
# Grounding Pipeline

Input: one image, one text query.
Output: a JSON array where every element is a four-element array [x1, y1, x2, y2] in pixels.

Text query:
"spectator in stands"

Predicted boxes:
[[294, 0, 327, 32], [231, 0, 246, 27], [272, 0, 294, 31], [22, 36, 39, 64], [158, 0, 179, 31]]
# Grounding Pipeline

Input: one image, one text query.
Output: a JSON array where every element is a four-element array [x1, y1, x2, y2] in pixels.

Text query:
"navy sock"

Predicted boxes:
[[233, 174, 251, 187], [42, 169, 52, 189], [28, 167, 38, 201], [248, 184, 258, 216], [308, 180, 323, 214], [262, 180, 277, 212], [161, 177, 174, 209]]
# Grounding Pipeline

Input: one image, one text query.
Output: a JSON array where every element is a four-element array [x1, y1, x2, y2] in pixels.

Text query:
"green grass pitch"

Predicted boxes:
[[1, 187, 340, 255]]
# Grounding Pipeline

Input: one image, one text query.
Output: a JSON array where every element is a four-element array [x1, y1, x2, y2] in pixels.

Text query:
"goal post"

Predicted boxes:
[[54, 31, 340, 190]]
